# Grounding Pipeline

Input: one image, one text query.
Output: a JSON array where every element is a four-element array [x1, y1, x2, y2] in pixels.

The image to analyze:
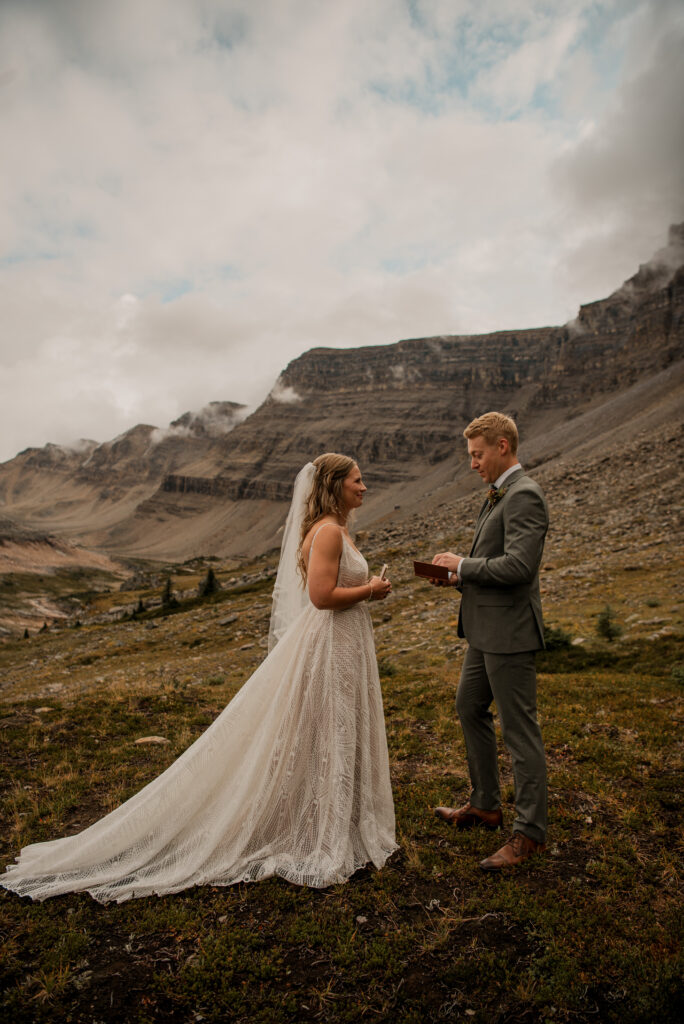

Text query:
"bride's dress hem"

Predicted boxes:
[[2, 843, 400, 905]]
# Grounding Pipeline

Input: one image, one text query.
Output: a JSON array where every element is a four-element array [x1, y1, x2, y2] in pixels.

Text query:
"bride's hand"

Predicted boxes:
[[368, 575, 392, 601]]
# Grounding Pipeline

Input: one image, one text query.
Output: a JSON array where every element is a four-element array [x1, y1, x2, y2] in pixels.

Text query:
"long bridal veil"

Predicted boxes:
[[268, 461, 315, 651]]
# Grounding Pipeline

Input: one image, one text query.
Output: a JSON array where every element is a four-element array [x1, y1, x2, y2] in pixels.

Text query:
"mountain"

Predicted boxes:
[[1, 226, 683, 562], [0, 402, 248, 559]]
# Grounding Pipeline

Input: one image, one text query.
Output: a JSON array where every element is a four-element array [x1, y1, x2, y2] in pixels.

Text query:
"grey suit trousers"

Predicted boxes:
[[456, 645, 547, 843]]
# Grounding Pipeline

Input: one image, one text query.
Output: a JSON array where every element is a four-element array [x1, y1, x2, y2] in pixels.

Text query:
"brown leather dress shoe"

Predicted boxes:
[[479, 831, 547, 871], [434, 802, 503, 830]]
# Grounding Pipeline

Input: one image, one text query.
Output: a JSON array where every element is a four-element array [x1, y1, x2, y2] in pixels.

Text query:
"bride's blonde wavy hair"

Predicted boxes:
[[297, 452, 357, 581]]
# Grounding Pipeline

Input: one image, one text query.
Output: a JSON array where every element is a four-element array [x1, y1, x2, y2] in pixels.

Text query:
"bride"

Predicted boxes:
[[1, 453, 398, 902]]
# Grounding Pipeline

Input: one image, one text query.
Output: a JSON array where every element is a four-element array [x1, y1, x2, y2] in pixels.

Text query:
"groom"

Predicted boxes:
[[431, 411, 549, 870]]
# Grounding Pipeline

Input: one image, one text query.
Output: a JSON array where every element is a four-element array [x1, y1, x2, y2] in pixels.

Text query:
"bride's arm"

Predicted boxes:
[[307, 528, 388, 609]]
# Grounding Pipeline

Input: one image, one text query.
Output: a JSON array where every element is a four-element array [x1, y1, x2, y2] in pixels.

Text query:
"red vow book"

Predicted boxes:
[[413, 560, 450, 581]]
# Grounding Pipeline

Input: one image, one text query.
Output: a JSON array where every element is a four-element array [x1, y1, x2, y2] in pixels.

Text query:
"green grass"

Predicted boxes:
[[1, 619, 682, 1023], [0, 537, 682, 1023]]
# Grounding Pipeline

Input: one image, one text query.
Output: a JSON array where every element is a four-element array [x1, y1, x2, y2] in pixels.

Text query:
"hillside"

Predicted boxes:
[[0, 401, 681, 1021]]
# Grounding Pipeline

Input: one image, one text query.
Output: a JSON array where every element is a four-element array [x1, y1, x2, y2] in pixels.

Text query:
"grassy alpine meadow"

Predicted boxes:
[[0, 554, 682, 1024]]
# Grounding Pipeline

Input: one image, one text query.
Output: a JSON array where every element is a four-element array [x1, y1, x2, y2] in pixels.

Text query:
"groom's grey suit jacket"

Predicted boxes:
[[457, 469, 548, 654]]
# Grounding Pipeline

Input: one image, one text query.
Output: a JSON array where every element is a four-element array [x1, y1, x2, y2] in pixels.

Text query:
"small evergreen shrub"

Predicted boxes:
[[198, 568, 220, 598], [544, 623, 572, 650], [596, 605, 623, 643], [162, 578, 179, 609]]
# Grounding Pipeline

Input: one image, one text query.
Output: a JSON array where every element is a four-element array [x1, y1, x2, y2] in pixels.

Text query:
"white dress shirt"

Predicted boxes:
[[492, 463, 522, 489]]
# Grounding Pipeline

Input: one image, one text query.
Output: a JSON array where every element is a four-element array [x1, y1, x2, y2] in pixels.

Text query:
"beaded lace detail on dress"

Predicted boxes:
[[1, 526, 397, 902]]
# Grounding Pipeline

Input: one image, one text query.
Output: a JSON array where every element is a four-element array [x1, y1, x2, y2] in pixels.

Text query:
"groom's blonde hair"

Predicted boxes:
[[464, 412, 519, 454]]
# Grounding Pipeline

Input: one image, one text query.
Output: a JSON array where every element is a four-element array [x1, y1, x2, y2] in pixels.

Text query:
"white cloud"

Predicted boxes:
[[551, 0, 684, 300], [269, 381, 302, 405], [0, 0, 681, 462]]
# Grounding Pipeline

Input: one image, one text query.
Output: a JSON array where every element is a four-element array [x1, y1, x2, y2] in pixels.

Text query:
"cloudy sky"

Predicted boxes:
[[1, 0, 683, 462]]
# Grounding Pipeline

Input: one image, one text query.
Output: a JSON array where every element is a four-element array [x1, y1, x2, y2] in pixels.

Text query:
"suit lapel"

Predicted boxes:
[[470, 501, 494, 552], [476, 497, 490, 520], [469, 469, 525, 553]]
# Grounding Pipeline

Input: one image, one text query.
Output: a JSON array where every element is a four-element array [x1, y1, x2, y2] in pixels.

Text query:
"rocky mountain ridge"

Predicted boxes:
[[151, 224, 684, 513], [1, 225, 682, 564]]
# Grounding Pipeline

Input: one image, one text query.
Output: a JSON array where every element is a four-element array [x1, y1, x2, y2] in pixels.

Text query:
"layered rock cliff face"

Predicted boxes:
[[1, 227, 682, 560], [158, 224, 684, 505]]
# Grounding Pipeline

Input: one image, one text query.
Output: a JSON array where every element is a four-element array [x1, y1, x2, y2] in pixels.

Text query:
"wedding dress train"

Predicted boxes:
[[1, 533, 397, 902]]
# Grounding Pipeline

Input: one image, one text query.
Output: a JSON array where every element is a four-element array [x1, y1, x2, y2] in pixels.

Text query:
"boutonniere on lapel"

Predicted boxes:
[[486, 485, 508, 508]]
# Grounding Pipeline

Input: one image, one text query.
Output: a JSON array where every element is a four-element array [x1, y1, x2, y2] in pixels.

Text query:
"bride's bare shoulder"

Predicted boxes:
[[302, 518, 342, 555]]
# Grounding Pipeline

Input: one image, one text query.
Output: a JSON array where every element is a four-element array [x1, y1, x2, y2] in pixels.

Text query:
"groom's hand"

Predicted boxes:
[[431, 552, 462, 586]]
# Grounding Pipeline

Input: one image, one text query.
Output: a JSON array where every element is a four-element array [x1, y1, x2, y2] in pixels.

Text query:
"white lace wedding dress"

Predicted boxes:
[[1, 528, 397, 903]]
